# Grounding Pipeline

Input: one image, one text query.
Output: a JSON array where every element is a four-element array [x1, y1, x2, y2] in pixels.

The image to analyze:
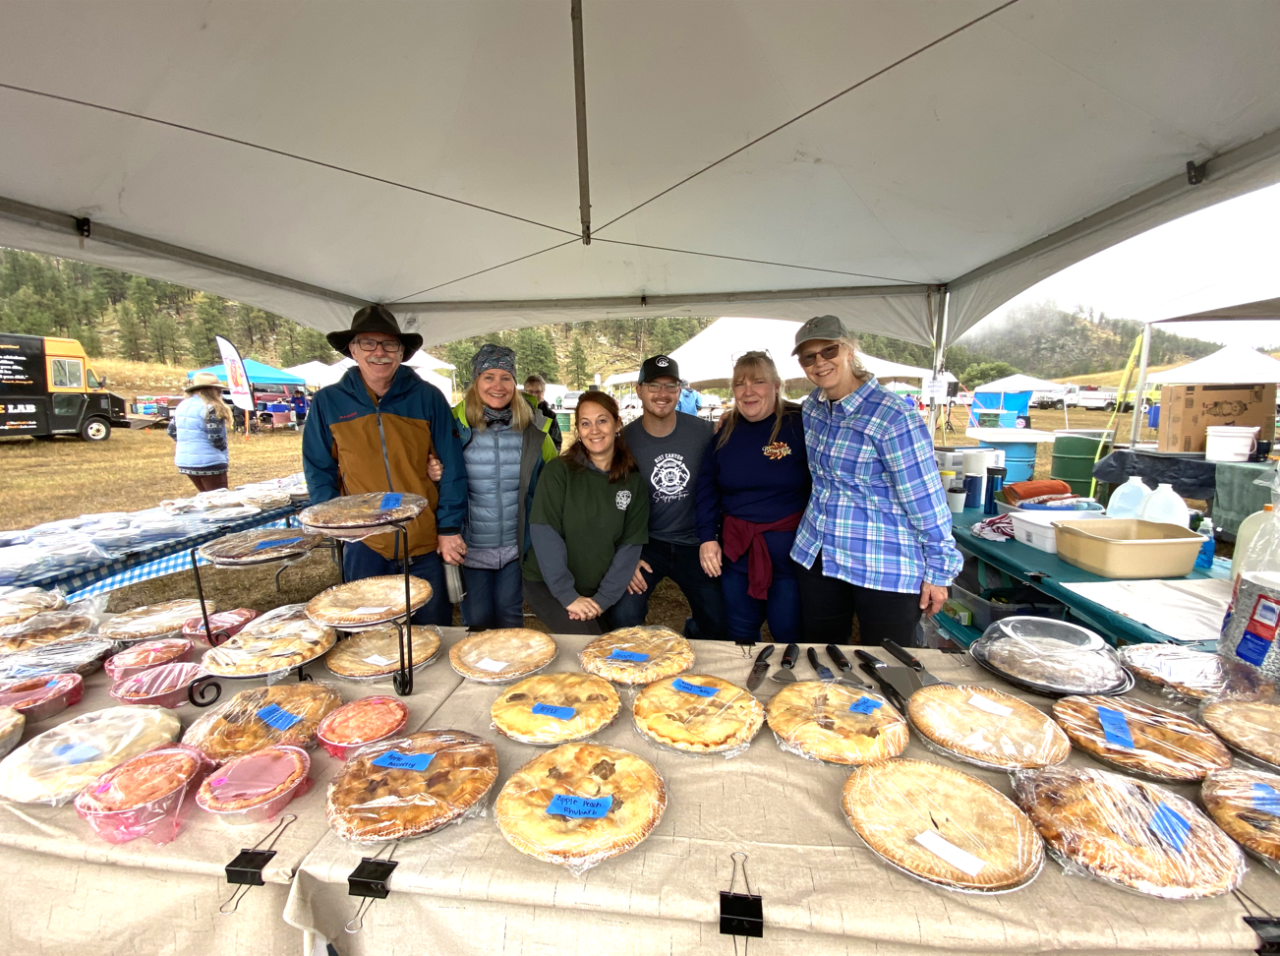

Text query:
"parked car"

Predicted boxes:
[[560, 390, 583, 410]]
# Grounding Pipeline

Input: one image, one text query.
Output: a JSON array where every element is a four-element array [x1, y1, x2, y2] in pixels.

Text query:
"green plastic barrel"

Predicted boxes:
[[555, 412, 572, 447], [1052, 430, 1113, 503]]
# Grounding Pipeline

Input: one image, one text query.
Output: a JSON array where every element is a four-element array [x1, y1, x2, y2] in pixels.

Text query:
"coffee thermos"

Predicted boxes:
[[983, 466, 1007, 516]]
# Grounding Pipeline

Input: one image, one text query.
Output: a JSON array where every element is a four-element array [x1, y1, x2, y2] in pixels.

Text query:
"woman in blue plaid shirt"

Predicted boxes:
[[788, 315, 962, 645]]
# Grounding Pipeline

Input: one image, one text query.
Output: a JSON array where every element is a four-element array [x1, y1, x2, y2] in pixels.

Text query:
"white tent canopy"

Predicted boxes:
[[602, 371, 638, 388], [282, 361, 336, 389], [975, 373, 1065, 393], [328, 357, 454, 398], [1157, 296, 1280, 324], [1146, 345, 1280, 386], [4, 2, 1280, 357]]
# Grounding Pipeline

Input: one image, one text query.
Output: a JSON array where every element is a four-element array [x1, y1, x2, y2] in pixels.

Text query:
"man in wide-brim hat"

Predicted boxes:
[[303, 305, 467, 624]]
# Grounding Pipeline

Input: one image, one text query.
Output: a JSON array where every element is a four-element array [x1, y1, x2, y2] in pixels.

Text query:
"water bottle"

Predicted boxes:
[[1195, 522, 1216, 569], [445, 563, 466, 604], [983, 466, 1007, 516]]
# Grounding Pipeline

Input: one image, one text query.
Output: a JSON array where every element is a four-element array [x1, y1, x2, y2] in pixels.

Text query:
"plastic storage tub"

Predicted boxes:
[[949, 581, 1067, 632], [1053, 519, 1203, 579], [1009, 510, 1106, 554], [995, 499, 1105, 516]]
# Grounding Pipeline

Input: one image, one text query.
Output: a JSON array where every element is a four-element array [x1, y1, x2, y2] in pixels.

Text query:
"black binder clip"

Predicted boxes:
[[1237, 888, 1280, 954], [720, 851, 763, 953], [345, 843, 398, 933], [220, 814, 297, 914]]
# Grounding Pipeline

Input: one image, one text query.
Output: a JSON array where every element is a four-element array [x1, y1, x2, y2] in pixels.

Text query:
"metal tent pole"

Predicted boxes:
[[927, 288, 949, 438], [1129, 322, 1152, 447]]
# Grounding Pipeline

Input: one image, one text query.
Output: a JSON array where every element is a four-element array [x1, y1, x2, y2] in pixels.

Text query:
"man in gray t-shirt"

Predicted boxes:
[[613, 355, 726, 639]]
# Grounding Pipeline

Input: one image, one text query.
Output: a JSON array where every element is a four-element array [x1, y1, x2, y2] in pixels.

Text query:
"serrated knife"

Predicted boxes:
[[745, 644, 775, 691]]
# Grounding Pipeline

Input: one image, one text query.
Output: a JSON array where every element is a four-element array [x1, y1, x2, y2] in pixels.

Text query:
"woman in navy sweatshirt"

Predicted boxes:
[[695, 352, 811, 643]]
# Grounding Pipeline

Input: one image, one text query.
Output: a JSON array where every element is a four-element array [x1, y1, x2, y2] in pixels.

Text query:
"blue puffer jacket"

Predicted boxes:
[[168, 397, 228, 470]]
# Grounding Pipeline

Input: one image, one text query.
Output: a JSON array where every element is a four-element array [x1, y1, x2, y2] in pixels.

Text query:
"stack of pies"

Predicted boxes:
[[300, 492, 429, 540], [907, 684, 1070, 769], [843, 759, 1043, 892], [75, 747, 208, 844], [766, 681, 908, 765], [1014, 765, 1245, 898], [633, 675, 763, 755], [196, 745, 311, 822], [579, 627, 694, 685], [1202, 700, 1280, 769], [491, 673, 621, 745], [326, 730, 499, 842], [197, 527, 324, 566], [202, 605, 336, 677], [0, 588, 65, 627], [0, 706, 25, 758], [450, 629, 557, 683], [495, 743, 666, 871], [99, 600, 210, 644], [0, 640, 116, 679], [1202, 768, 1280, 869], [0, 612, 96, 654], [306, 576, 432, 628], [1119, 644, 1273, 701], [0, 705, 181, 805], [317, 696, 410, 759], [971, 619, 1130, 696], [182, 682, 344, 762], [1052, 695, 1231, 781], [325, 624, 442, 680]]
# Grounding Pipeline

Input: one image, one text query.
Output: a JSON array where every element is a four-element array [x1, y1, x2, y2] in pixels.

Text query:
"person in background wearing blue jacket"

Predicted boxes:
[[696, 352, 810, 643], [676, 382, 703, 416], [169, 371, 234, 491], [302, 305, 467, 626]]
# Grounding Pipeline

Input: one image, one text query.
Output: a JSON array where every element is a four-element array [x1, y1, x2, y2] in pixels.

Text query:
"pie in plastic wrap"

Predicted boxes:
[[492, 672, 620, 745], [843, 758, 1044, 892], [0, 640, 115, 680], [197, 527, 323, 565], [972, 619, 1129, 696], [1203, 700, 1280, 768], [0, 587, 65, 627], [1119, 643, 1273, 701], [326, 730, 499, 843], [317, 696, 410, 759], [99, 600, 211, 643], [450, 629, 557, 683], [325, 624, 442, 680], [633, 674, 763, 754], [202, 604, 336, 677], [0, 706, 25, 758], [300, 492, 428, 533], [1202, 768, 1280, 870], [196, 745, 310, 819], [74, 746, 208, 844], [182, 682, 344, 762], [305, 576, 432, 628], [766, 681, 908, 765], [495, 743, 666, 871], [907, 684, 1070, 770], [0, 612, 96, 654], [578, 627, 694, 685], [1014, 764, 1245, 899]]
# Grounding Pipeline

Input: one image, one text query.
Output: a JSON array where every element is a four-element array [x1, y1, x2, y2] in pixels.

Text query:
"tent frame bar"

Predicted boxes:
[[570, 0, 591, 245]]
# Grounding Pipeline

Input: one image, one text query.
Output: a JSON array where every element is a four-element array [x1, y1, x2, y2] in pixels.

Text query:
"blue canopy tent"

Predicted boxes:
[[187, 359, 305, 386]]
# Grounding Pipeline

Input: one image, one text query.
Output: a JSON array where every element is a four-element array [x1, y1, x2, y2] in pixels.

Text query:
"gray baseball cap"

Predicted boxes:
[[791, 314, 853, 354]]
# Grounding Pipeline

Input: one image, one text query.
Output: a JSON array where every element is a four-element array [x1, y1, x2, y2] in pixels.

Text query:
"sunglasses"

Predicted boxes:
[[352, 338, 404, 354], [797, 343, 842, 368]]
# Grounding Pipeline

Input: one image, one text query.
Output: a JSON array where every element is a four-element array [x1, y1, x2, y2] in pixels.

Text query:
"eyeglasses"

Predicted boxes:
[[797, 343, 842, 368], [642, 382, 681, 394], [731, 349, 773, 364], [352, 338, 403, 354]]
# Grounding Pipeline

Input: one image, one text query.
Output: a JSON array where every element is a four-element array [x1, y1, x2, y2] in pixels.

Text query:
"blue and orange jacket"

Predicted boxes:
[[303, 364, 466, 561]]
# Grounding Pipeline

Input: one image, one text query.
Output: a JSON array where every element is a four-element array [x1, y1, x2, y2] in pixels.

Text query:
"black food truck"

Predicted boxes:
[[0, 333, 130, 441]]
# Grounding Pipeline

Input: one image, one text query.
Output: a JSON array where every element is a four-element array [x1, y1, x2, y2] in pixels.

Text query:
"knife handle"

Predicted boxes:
[[806, 647, 822, 672], [882, 640, 923, 671], [781, 643, 800, 669], [826, 644, 851, 672], [754, 644, 775, 665], [852, 649, 883, 668]]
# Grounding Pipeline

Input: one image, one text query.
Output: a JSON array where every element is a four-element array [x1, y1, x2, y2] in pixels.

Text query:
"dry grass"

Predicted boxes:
[[89, 357, 191, 398]]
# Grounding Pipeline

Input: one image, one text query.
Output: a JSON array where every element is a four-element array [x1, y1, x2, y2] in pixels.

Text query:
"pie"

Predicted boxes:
[[300, 492, 429, 533], [181, 608, 258, 644], [495, 743, 666, 870], [305, 576, 432, 628], [907, 684, 1070, 769], [317, 696, 410, 757], [450, 629, 557, 683], [75, 747, 204, 814], [196, 744, 310, 815], [0, 673, 83, 720], [491, 672, 621, 745], [979, 633, 1129, 696], [0, 588, 65, 627], [766, 680, 908, 765], [0, 612, 96, 654], [182, 682, 344, 762], [1014, 765, 1245, 899], [99, 600, 211, 643], [197, 527, 324, 566], [0, 705, 182, 805], [326, 730, 500, 842], [633, 675, 763, 754], [0, 639, 116, 679], [0, 706, 25, 758], [578, 627, 694, 685], [325, 624, 442, 680], [109, 662, 205, 706], [202, 604, 336, 677], [104, 638, 194, 682], [1119, 643, 1273, 701], [1202, 768, 1280, 867], [1203, 701, 1280, 768], [1052, 695, 1232, 781], [842, 758, 1043, 892]]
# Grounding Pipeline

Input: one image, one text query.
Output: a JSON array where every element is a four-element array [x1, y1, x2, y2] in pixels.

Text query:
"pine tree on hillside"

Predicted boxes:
[[116, 301, 147, 361], [189, 295, 230, 366], [567, 336, 590, 389], [513, 327, 559, 382]]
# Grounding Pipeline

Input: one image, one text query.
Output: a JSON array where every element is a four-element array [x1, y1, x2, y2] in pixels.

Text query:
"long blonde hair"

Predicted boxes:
[[193, 387, 234, 425], [836, 336, 871, 383], [717, 352, 794, 449], [464, 376, 532, 432]]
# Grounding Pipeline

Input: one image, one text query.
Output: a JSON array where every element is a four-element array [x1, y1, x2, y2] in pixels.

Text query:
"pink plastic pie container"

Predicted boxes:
[[109, 662, 206, 709], [316, 696, 410, 759], [182, 608, 258, 646], [104, 638, 195, 683], [195, 745, 312, 825], [0, 672, 83, 722], [74, 745, 210, 845]]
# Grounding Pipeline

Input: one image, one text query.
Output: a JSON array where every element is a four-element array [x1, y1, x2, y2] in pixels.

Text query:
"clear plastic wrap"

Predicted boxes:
[[1202, 768, 1280, 873], [181, 608, 258, 645], [103, 638, 195, 682], [1013, 764, 1246, 899], [88, 512, 192, 551], [0, 545, 50, 585], [1202, 700, 1280, 770], [1118, 643, 1274, 702], [304, 575, 432, 628], [182, 681, 344, 763], [449, 629, 557, 683], [98, 600, 211, 644], [842, 758, 1044, 893], [632, 674, 763, 757], [0, 610, 97, 654], [495, 742, 666, 874], [490, 672, 621, 745], [906, 684, 1070, 770], [0, 587, 66, 627], [3, 534, 115, 582], [970, 618, 1132, 697], [201, 604, 336, 679], [196, 744, 311, 825], [1051, 694, 1232, 781], [0, 639, 116, 679], [765, 680, 908, 765], [317, 696, 410, 759], [109, 662, 207, 709], [196, 527, 324, 567], [299, 492, 429, 542], [75, 745, 211, 844], [0, 706, 24, 758], [0, 673, 83, 722], [323, 624, 442, 681], [325, 730, 500, 843], [578, 626, 694, 685], [0, 705, 182, 805]]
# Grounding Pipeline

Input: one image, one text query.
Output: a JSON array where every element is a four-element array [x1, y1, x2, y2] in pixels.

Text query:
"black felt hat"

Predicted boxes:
[[326, 305, 423, 360]]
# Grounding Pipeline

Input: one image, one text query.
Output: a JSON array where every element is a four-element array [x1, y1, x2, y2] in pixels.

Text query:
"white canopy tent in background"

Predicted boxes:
[[975, 373, 1067, 394], [281, 361, 335, 389], [1146, 345, 1280, 386]]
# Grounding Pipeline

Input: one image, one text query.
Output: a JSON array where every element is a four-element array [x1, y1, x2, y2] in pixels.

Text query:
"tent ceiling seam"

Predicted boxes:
[[388, 239, 580, 302]]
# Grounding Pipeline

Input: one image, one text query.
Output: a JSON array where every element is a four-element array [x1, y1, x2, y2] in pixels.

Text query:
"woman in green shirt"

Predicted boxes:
[[522, 392, 650, 634]]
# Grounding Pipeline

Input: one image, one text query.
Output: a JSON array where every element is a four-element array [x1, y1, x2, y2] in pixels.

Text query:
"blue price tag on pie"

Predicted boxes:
[[608, 649, 649, 663], [532, 702, 576, 721], [1253, 783, 1280, 815], [672, 677, 718, 697], [1096, 706, 1136, 750], [256, 704, 303, 731], [1150, 802, 1191, 853], [255, 537, 304, 550], [546, 794, 612, 819], [380, 492, 403, 510], [372, 750, 435, 772], [52, 742, 101, 765], [848, 696, 882, 714]]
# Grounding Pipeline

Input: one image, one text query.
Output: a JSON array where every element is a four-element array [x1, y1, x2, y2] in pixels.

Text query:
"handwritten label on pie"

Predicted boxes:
[[1150, 802, 1191, 853], [672, 678, 719, 697], [608, 649, 649, 663], [967, 694, 1013, 717], [349, 606, 394, 617], [371, 750, 435, 772], [363, 654, 395, 667], [475, 657, 509, 673], [1254, 783, 1280, 815], [546, 794, 612, 819], [256, 704, 303, 731], [255, 537, 304, 550], [532, 702, 576, 721], [379, 493, 403, 510], [913, 829, 987, 876], [848, 696, 883, 714], [52, 742, 101, 765], [1096, 706, 1136, 750]]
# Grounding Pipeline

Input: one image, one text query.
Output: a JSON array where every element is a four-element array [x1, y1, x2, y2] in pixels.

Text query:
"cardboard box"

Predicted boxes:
[[1157, 383, 1276, 453]]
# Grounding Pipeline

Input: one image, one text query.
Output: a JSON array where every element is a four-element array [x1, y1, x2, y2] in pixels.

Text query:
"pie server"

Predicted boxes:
[[745, 643, 775, 692], [852, 649, 916, 708], [770, 643, 801, 683], [825, 644, 872, 690], [882, 640, 946, 691]]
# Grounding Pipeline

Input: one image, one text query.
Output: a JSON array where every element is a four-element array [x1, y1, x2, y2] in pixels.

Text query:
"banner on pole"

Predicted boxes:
[[216, 335, 254, 411]]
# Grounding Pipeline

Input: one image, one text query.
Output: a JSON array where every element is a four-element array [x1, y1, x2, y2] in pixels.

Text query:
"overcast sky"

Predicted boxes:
[[966, 181, 1280, 349]]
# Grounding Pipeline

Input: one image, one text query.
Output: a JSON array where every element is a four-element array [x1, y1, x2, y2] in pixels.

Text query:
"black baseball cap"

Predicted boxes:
[[638, 354, 680, 384]]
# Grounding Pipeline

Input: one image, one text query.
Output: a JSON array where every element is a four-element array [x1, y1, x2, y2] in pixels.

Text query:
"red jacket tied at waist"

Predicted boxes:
[[722, 511, 803, 600]]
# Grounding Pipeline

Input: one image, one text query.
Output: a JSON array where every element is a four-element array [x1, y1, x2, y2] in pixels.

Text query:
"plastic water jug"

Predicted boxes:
[[1105, 476, 1150, 518], [1135, 482, 1190, 527], [1233, 504, 1275, 581]]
